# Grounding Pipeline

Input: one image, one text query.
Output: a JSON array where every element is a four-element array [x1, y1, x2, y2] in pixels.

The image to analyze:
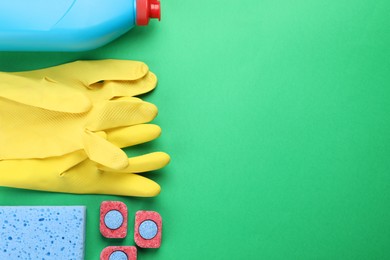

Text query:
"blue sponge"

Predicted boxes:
[[0, 206, 86, 260]]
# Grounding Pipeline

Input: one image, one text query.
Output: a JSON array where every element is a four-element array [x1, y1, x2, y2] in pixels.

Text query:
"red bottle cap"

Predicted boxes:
[[136, 0, 161, 26]]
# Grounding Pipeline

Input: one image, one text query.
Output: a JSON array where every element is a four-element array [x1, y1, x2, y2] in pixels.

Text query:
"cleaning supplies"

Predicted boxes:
[[0, 59, 170, 196], [0, 0, 161, 51]]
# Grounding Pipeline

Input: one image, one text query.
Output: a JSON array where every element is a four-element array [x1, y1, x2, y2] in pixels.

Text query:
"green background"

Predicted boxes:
[[0, 0, 390, 259]]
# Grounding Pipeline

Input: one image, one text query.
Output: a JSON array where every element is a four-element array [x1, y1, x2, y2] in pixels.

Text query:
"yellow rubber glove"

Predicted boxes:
[[0, 124, 170, 197], [0, 61, 159, 170]]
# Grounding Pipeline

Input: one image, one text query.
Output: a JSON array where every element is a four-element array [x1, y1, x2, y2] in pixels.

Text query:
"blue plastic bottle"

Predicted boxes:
[[0, 0, 160, 51]]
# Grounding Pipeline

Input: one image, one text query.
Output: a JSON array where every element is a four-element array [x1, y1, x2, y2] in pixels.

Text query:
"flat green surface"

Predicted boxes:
[[0, 0, 390, 259]]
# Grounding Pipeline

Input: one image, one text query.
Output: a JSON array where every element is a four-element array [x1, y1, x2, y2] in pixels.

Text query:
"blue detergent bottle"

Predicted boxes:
[[0, 0, 161, 51]]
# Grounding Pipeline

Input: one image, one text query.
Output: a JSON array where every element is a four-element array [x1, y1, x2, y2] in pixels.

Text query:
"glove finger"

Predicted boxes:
[[106, 124, 161, 148], [63, 160, 161, 196], [83, 130, 129, 170], [0, 73, 91, 113], [87, 97, 158, 131], [99, 172, 161, 197], [98, 152, 170, 173], [75, 60, 150, 86], [14, 59, 149, 87], [88, 71, 157, 100]]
